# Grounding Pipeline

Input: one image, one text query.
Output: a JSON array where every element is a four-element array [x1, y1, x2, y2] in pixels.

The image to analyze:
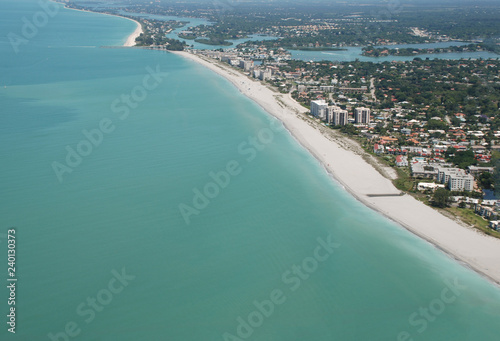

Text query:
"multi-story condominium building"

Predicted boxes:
[[329, 106, 349, 126], [260, 68, 272, 81], [310, 100, 328, 120], [354, 107, 371, 124], [437, 167, 461, 184], [239, 60, 254, 72], [437, 167, 474, 191], [448, 174, 474, 191]]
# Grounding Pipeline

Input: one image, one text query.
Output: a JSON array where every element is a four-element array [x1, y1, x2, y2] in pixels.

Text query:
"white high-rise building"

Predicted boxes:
[[353, 109, 361, 123], [310, 100, 328, 120], [239, 60, 254, 72], [328, 106, 349, 126], [355, 107, 371, 124]]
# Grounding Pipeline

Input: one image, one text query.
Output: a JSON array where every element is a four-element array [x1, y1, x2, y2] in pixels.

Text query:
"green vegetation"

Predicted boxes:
[[195, 38, 232, 46], [339, 125, 358, 136], [397, 6, 500, 40], [431, 188, 451, 208], [178, 33, 196, 40], [479, 172, 494, 189], [135, 33, 153, 46], [362, 44, 499, 58], [374, 59, 500, 122], [164, 38, 188, 51], [393, 167, 414, 192], [446, 149, 478, 169], [445, 207, 500, 238], [426, 119, 448, 131], [136, 34, 187, 50]]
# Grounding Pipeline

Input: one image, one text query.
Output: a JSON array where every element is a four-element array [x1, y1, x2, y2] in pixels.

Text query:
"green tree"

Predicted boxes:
[[340, 125, 358, 136], [479, 172, 494, 190], [427, 119, 448, 131], [451, 150, 477, 169], [493, 152, 500, 198], [432, 188, 451, 208]]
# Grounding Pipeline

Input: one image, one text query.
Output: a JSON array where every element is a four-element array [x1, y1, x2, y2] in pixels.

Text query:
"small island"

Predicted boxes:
[[194, 38, 233, 46], [362, 43, 498, 57]]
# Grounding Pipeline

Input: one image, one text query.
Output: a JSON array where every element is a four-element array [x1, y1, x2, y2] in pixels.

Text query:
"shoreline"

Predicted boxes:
[[52, 1, 143, 47], [172, 50, 500, 287], [123, 19, 143, 47]]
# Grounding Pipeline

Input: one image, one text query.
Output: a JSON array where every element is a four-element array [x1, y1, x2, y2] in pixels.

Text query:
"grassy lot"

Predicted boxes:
[[393, 167, 415, 192]]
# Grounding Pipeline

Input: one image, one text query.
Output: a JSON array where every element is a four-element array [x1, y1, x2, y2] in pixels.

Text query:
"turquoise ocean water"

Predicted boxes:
[[1, 1, 500, 340]]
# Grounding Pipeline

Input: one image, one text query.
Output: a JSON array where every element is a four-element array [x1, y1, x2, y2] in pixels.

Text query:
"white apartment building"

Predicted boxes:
[[354, 107, 371, 124], [260, 68, 272, 81], [448, 174, 474, 191], [310, 100, 329, 120], [437, 167, 461, 184], [437, 167, 474, 191], [239, 60, 254, 72], [329, 106, 349, 126]]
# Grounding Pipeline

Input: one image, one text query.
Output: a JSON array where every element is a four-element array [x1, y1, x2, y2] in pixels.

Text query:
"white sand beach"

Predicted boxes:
[[123, 19, 142, 47], [173, 50, 500, 286]]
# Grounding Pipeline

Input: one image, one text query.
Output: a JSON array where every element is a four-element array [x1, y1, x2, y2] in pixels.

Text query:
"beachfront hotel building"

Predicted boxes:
[[310, 100, 329, 120], [354, 107, 371, 124]]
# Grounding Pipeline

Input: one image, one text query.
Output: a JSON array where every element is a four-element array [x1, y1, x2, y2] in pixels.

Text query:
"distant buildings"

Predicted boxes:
[[338, 86, 368, 94], [319, 85, 336, 92]]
